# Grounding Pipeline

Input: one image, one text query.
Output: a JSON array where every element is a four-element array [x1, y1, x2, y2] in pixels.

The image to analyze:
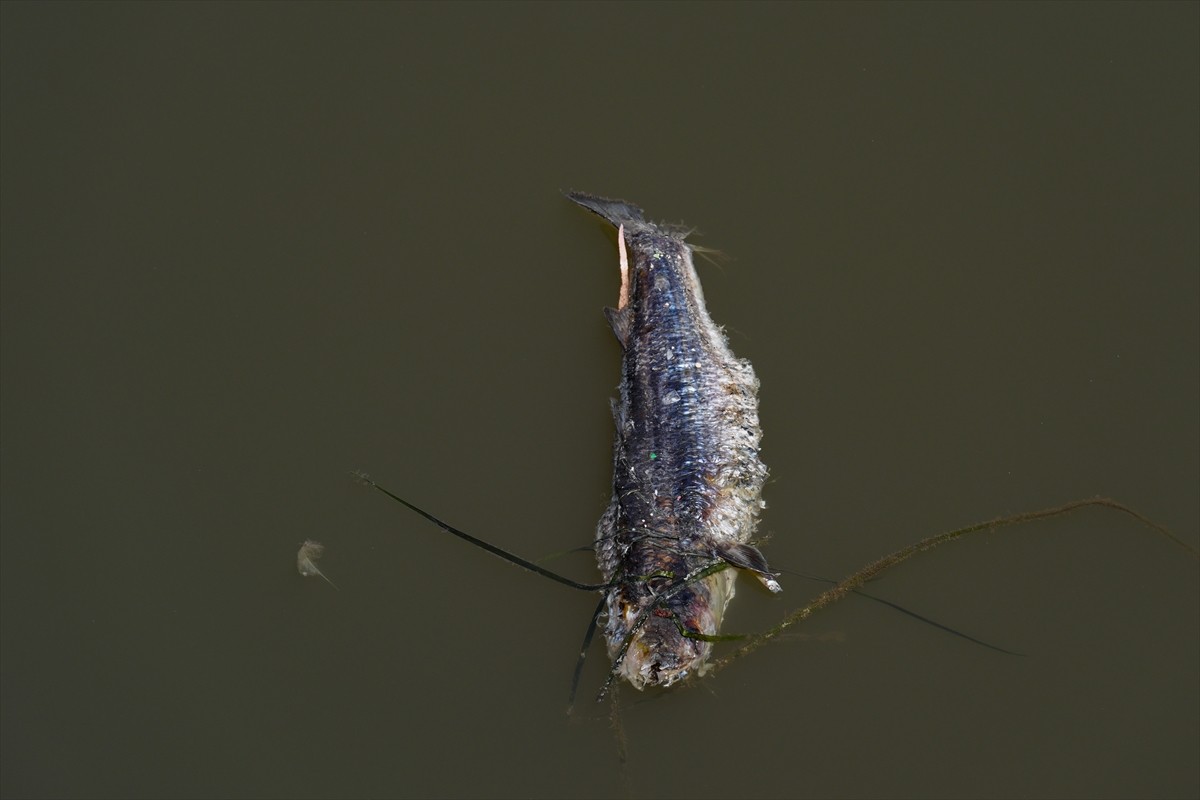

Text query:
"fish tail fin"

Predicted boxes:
[[564, 190, 646, 229]]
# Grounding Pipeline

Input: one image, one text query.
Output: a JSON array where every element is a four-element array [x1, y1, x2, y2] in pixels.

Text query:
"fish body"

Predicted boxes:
[[568, 192, 774, 690]]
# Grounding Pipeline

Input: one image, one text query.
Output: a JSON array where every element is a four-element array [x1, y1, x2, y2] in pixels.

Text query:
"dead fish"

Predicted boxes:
[[357, 194, 778, 695], [355, 194, 1186, 702], [567, 192, 777, 691], [297, 539, 338, 589]]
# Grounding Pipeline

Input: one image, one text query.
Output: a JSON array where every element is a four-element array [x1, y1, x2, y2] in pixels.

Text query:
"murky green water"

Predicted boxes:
[[3, 3, 1197, 798]]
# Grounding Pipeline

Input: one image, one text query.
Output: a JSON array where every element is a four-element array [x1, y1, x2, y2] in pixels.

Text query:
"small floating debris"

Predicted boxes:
[[297, 539, 338, 589]]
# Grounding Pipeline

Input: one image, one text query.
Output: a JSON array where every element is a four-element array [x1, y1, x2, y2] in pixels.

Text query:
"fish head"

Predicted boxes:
[[605, 565, 737, 690]]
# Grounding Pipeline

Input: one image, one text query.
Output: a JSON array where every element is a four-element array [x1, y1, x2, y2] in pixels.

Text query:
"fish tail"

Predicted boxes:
[[564, 191, 646, 229]]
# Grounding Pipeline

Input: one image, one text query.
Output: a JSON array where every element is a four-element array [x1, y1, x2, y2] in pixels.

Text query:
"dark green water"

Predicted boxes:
[[2, 3, 1197, 798]]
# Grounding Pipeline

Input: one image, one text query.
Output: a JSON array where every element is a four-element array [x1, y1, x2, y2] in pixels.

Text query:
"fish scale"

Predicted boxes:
[[567, 192, 777, 691]]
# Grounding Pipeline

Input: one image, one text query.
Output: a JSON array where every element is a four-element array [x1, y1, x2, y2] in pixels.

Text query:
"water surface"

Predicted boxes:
[[2, 3, 1197, 798]]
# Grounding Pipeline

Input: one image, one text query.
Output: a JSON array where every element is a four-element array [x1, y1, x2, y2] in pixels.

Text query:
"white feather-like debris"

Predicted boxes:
[[297, 539, 338, 589], [760, 574, 783, 593]]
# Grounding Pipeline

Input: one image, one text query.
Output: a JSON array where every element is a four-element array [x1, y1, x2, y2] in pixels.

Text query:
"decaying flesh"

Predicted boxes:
[[568, 192, 778, 690]]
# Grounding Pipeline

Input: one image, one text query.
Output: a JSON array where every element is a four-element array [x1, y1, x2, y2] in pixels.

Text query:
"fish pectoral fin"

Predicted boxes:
[[719, 542, 783, 593], [604, 306, 632, 349]]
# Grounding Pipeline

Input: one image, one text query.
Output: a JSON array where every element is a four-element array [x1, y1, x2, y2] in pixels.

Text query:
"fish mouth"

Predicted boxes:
[[606, 568, 737, 690], [618, 616, 709, 689]]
